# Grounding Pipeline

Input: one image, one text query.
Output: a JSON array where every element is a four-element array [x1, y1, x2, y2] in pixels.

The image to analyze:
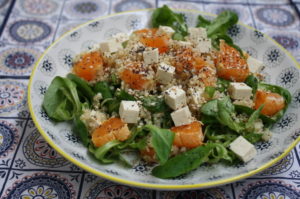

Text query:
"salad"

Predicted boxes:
[[42, 6, 291, 179]]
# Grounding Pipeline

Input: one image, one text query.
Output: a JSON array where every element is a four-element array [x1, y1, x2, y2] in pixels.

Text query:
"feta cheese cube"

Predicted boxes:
[[143, 48, 159, 65], [112, 32, 129, 43], [188, 87, 205, 105], [156, 63, 175, 84], [171, 106, 193, 126], [229, 136, 257, 162], [195, 38, 212, 53], [100, 39, 122, 53], [228, 82, 253, 100], [119, 101, 140, 123], [247, 56, 264, 73], [188, 27, 207, 43], [164, 86, 187, 110], [157, 26, 175, 37]]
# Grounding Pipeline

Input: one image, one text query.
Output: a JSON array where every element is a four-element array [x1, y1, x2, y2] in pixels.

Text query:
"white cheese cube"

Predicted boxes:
[[143, 48, 159, 65], [157, 26, 175, 37], [229, 136, 257, 162], [171, 106, 193, 126], [188, 27, 207, 43], [188, 87, 205, 105], [157, 63, 175, 84], [228, 82, 253, 100], [119, 101, 140, 123], [164, 86, 187, 110], [100, 39, 122, 53], [195, 38, 212, 53], [112, 32, 129, 43], [247, 56, 264, 73]]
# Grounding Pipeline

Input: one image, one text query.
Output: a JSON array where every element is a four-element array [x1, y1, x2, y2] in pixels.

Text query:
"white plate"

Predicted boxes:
[[28, 9, 300, 190]]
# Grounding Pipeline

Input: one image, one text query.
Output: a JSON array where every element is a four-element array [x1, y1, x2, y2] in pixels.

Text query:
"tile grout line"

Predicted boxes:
[[108, 0, 112, 14], [293, 147, 300, 166], [247, 0, 258, 29], [289, 0, 300, 20], [0, 0, 16, 37], [0, 117, 29, 197], [231, 183, 237, 199], [51, 0, 67, 43], [77, 171, 85, 199]]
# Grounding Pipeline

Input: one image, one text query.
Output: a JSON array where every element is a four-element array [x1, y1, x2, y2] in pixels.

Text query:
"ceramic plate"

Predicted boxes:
[[28, 9, 300, 190]]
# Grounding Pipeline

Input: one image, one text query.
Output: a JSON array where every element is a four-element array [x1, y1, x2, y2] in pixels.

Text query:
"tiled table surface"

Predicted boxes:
[[0, 0, 300, 198]]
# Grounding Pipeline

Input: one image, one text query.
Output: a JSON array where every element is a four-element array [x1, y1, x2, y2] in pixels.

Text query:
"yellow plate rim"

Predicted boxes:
[[28, 8, 300, 190]]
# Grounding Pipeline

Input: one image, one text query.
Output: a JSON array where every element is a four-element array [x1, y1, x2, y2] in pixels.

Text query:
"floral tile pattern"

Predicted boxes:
[[0, 0, 300, 198]]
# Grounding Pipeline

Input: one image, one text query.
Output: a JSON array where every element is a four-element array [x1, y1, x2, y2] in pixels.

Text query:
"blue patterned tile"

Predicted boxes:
[[12, 0, 63, 19], [0, 79, 28, 117], [250, 5, 300, 31], [158, 1, 204, 11], [158, 185, 233, 199], [0, 119, 24, 169], [80, 177, 154, 199], [0, 16, 56, 46], [236, 179, 300, 199], [63, 0, 109, 20], [11, 120, 73, 171], [1, 171, 81, 199], [112, 0, 155, 13], [0, 45, 42, 76]]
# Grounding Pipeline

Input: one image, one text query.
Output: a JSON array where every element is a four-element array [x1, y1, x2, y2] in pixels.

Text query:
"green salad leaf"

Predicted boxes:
[[142, 96, 169, 113], [73, 115, 90, 146], [152, 5, 188, 40], [93, 81, 113, 99], [245, 75, 259, 94], [152, 143, 226, 178], [67, 73, 95, 101], [144, 125, 174, 165], [89, 140, 121, 164], [42, 76, 81, 121]]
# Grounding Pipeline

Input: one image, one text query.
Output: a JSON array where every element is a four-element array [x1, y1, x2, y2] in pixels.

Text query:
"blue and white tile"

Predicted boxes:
[[0, 16, 56, 46], [0, 79, 28, 117], [0, 45, 42, 76], [63, 0, 109, 20], [158, 184, 233, 199], [250, 5, 300, 31], [158, 1, 204, 11], [1, 171, 81, 199], [80, 177, 154, 199], [11, 120, 72, 171], [235, 179, 300, 199], [111, 0, 155, 13], [0, 119, 24, 169], [12, 0, 63, 19]]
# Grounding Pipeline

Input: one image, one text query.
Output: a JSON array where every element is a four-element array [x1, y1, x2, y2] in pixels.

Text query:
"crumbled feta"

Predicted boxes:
[[261, 129, 272, 141], [174, 41, 193, 48], [171, 106, 193, 126], [80, 109, 107, 132], [195, 38, 212, 53], [188, 27, 207, 43], [119, 101, 140, 123], [228, 82, 253, 100], [112, 32, 129, 43], [164, 86, 187, 110], [143, 48, 159, 65], [188, 87, 205, 106], [100, 39, 122, 53], [156, 62, 175, 84], [247, 56, 264, 73], [229, 136, 257, 162], [233, 98, 254, 108], [157, 26, 175, 37]]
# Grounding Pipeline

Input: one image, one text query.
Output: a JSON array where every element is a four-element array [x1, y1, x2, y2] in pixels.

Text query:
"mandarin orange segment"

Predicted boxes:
[[135, 28, 169, 53], [120, 69, 151, 90], [254, 90, 285, 116], [73, 51, 103, 81], [171, 121, 204, 149], [216, 40, 249, 82], [140, 147, 156, 162], [92, 118, 131, 147]]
